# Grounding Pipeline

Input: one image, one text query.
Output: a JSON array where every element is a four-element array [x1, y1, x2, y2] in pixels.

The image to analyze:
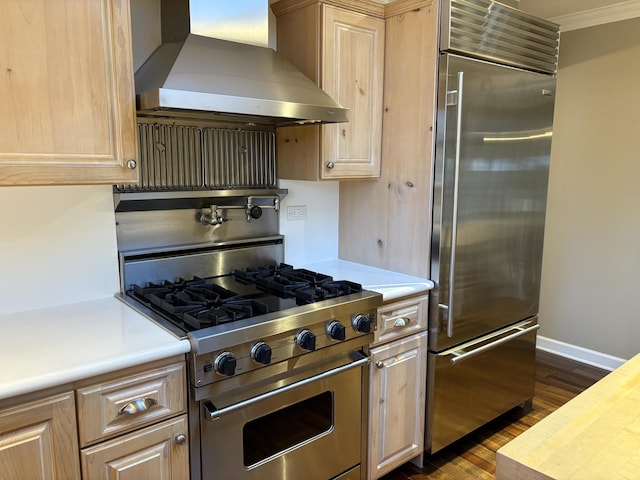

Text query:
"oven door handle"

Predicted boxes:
[[204, 354, 370, 421]]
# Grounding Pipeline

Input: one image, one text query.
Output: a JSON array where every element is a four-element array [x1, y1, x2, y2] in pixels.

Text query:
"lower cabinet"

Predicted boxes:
[[368, 330, 428, 480], [0, 391, 81, 480], [77, 359, 189, 479], [80, 415, 189, 480], [0, 357, 187, 480]]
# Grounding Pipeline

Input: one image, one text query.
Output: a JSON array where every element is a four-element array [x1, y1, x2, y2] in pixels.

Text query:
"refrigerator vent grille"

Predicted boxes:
[[442, 0, 560, 74], [116, 123, 276, 191]]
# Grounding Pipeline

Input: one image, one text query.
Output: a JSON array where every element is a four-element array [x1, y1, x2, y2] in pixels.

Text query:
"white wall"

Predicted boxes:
[[537, 17, 640, 360], [0, 180, 338, 317], [278, 180, 339, 265], [0, 186, 120, 315]]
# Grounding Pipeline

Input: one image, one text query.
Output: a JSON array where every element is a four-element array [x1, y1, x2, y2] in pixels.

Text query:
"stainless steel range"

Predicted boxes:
[[114, 135, 381, 480]]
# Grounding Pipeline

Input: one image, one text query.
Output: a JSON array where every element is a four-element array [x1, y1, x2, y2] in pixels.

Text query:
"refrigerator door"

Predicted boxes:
[[430, 53, 556, 351], [426, 317, 539, 454]]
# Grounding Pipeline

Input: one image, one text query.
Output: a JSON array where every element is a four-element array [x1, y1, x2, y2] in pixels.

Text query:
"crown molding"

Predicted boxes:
[[551, 0, 640, 32]]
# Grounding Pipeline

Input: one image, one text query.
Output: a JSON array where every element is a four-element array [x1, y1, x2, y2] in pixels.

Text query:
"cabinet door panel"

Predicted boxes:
[[321, 5, 384, 179], [368, 331, 427, 479], [81, 415, 189, 480], [0, 392, 80, 480], [273, 0, 384, 180], [0, 0, 138, 185]]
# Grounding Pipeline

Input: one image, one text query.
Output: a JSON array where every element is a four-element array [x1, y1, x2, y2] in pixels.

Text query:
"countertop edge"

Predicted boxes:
[[0, 341, 190, 402]]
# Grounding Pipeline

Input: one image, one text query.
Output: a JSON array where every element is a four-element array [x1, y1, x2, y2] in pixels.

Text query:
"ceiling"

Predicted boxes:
[[517, 0, 629, 19]]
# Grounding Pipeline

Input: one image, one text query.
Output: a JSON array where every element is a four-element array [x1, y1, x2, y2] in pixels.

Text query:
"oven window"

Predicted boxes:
[[242, 391, 334, 466]]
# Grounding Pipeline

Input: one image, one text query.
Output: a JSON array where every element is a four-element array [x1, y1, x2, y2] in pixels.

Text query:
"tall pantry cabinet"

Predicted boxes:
[[339, 0, 439, 278], [0, 0, 138, 186], [272, 0, 385, 180]]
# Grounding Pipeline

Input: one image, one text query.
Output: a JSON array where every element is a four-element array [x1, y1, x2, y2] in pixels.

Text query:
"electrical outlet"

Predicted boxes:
[[287, 205, 307, 221]]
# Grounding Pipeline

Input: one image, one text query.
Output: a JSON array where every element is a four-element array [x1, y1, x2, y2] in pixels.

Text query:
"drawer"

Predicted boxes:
[[373, 295, 428, 345], [76, 362, 186, 447]]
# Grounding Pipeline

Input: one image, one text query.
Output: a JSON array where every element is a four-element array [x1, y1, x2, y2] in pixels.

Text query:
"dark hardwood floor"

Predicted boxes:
[[381, 350, 610, 480]]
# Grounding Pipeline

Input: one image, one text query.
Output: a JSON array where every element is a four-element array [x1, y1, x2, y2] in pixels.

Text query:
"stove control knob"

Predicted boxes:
[[214, 352, 237, 376], [327, 321, 346, 341], [251, 341, 272, 365], [296, 330, 316, 351], [352, 314, 373, 334]]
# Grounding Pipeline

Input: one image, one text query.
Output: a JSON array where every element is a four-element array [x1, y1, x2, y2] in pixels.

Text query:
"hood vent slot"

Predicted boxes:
[[117, 122, 276, 192]]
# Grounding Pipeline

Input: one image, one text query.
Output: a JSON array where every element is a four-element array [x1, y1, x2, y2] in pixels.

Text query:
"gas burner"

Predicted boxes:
[[293, 280, 363, 304], [128, 265, 364, 333], [182, 297, 269, 330], [232, 263, 362, 304]]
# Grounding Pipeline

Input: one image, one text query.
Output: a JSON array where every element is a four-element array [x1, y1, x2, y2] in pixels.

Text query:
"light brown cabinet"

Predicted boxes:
[[339, 0, 439, 277], [81, 415, 189, 480], [368, 294, 429, 480], [272, 0, 385, 180], [0, 358, 187, 480], [0, 391, 81, 480], [0, 0, 138, 186], [77, 361, 188, 479]]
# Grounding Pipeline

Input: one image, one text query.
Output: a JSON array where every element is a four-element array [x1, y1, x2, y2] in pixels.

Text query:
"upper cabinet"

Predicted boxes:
[[273, 0, 385, 180], [0, 0, 138, 186]]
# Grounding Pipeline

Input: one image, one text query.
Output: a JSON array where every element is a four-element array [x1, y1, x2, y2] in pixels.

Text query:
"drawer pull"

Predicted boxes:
[[393, 317, 411, 328], [118, 397, 157, 416], [175, 434, 187, 444], [375, 361, 385, 369]]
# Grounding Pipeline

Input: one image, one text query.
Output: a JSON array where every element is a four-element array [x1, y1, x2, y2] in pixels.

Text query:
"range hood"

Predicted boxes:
[[135, 0, 349, 126]]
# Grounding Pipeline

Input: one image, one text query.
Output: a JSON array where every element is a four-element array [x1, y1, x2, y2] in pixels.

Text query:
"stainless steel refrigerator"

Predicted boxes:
[[426, 0, 560, 454]]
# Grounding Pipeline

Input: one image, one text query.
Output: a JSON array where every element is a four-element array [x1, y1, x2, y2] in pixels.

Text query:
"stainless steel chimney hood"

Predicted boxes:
[[135, 0, 349, 126]]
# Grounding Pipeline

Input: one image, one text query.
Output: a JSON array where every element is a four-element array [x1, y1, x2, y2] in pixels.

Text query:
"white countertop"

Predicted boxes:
[[0, 297, 190, 401], [300, 260, 434, 302], [0, 261, 431, 402]]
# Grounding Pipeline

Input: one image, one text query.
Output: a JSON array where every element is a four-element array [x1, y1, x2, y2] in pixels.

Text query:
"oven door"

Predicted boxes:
[[199, 359, 364, 480]]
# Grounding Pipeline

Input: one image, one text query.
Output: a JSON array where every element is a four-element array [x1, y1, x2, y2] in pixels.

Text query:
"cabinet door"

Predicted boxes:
[[321, 5, 384, 179], [0, 392, 81, 480], [368, 331, 427, 480], [274, 0, 384, 181], [0, 0, 138, 186], [81, 415, 189, 480]]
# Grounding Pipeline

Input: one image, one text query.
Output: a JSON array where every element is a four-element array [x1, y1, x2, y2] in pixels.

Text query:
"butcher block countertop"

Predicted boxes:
[[496, 352, 640, 480]]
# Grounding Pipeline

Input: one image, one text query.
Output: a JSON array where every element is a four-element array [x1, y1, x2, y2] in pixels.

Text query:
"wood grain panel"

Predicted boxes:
[[274, 0, 384, 180], [339, 0, 438, 276], [0, 0, 138, 185], [0, 391, 80, 480], [369, 332, 428, 479], [81, 415, 189, 480]]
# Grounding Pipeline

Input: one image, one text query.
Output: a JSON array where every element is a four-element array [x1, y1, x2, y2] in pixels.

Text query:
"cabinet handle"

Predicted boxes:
[[326, 161, 335, 169], [393, 317, 411, 328], [118, 397, 157, 416], [126, 159, 137, 170], [175, 434, 187, 444], [375, 361, 385, 369]]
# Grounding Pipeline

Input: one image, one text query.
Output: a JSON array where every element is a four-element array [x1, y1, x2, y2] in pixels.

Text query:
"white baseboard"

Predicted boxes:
[[536, 336, 627, 371]]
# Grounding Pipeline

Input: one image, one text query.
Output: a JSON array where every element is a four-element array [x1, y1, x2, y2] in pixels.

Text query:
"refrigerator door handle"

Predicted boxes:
[[446, 71, 464, 338], [446, 323, 540, 365]]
